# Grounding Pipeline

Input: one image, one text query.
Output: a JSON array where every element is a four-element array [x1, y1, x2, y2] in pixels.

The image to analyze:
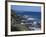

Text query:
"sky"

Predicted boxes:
[[11, 5, 41, 12]]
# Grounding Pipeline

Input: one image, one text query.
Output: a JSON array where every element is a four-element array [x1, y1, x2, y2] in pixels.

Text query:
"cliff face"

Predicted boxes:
[[11, 9, 28, 31]]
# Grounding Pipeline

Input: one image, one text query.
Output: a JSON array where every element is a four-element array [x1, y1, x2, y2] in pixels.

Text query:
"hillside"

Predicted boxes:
[[11, 9, 28, 31]]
